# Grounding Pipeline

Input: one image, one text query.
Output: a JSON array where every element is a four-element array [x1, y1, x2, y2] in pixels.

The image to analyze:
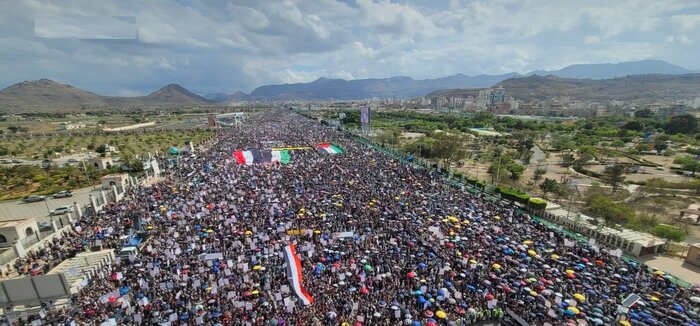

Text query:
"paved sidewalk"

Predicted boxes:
[[638, 254, 700, 285]]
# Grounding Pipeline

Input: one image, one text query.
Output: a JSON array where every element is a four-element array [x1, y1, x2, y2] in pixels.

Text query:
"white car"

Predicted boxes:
[[50, 206, 74, 216]]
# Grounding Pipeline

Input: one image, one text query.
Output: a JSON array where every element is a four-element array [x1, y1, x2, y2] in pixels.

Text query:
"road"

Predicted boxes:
[[0, 185, 102, 223]]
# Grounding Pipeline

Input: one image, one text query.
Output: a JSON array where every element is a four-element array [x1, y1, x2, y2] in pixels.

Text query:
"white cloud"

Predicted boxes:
[[0, 0, 699, 94]]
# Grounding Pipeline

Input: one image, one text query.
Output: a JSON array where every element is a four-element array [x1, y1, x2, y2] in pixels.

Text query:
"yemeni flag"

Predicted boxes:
[[283, 244, 314, 305], [316, 143, 344, 154], [233, 149, 290, 165]]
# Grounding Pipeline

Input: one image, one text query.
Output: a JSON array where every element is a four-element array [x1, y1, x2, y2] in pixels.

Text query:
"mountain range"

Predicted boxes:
[[0, 60, 696, 110], [0, 80, 211, 111]]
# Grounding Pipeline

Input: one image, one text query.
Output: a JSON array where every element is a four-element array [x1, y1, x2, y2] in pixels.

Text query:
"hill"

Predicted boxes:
[[530, 59, 693, 80], [0, 80, 211, 111], [247, 73, 520, 100], [428, 74, 700, 104]]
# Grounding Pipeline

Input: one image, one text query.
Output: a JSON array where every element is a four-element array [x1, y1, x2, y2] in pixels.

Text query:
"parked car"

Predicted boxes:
[[41, 159, 52, 169], [22, 195, 47, 203], [37, 221, 53, 232], [52, 190, 73, 198], [50, 205, 74, 216], [11, 159, 21, 163], [67, 158, 78, 163], [0, 159, 9, 164]]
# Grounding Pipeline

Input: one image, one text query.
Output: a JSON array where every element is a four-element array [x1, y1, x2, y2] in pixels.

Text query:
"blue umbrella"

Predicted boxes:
[[180, 313, 189, 320], [210, 311, 222, 318]]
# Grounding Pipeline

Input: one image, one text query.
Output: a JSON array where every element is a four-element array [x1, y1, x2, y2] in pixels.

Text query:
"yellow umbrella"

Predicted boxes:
[[469, 259, 477, 264], [462, 220, 470, 225], [435, 310, 447, 319], [523, 240, 533, 245], [253, 265, 262, 270], [492, 263, 501, 270], [493, 216, 501, 220], [244, 230, 253, 235], [454, 225, 461, 229], [551, 254, 560, 260], [251, 290, 260, 295], [146, 225, 154, 230], [441, 218, 450, 223], [448, 231, 455, 236], [565, 269, 575, 274], [567, 307, 580, 315], [653, 270, 665, 276], [619, 321, 631, 326], [448, 216, 459, 223], [650, 296, 660, 302], [314, 230, 321, 234], [527, 250, 537, 257], [529, 291, 537, 296], [574, 293, 586, 302], [206, 229, 214, 233]]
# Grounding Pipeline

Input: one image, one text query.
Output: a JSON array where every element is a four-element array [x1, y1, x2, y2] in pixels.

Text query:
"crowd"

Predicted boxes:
[[14, 111, 700, 325]]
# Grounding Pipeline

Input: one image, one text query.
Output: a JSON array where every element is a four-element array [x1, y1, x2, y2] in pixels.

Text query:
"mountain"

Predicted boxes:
[[529, 59, 693, 80], [0, 79, 211, 111], [484, 74, 700, 103], [0, 79, 105, 107], [142, 84, 210, 104], [246, 73, 521, 100]]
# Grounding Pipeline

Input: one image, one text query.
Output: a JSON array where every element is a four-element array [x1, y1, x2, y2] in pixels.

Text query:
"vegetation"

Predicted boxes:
[[0, 164, 110, 200], [652, 224, 686, 242]]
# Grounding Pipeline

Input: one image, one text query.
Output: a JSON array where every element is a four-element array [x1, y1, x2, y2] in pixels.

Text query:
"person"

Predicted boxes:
[[20, 110, 697, 326]]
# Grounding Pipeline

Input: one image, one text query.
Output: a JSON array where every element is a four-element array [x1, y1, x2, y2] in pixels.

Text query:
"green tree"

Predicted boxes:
[[603, 164, 626, 194], [653, 140, 667, 154], [431, 132, 469, 168], [635, 108, 654, 119], [665, 114, 698, 135], [560, 153, 575, 168], [506, 161, 525, 181], [539, 178, 559, 199], [532, 167, 547, 185], [673, 156, 700, 175]]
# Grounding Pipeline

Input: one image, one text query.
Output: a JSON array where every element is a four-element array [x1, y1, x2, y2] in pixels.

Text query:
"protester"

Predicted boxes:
[[23, 111, 700, 325]]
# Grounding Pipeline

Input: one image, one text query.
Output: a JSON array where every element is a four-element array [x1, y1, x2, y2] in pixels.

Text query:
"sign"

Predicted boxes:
[[621, 293, 641, 308], [199, 253, 223, 260]]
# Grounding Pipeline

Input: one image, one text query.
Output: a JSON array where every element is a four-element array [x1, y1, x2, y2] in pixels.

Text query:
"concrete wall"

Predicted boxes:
[[686, 245, 700, 267]]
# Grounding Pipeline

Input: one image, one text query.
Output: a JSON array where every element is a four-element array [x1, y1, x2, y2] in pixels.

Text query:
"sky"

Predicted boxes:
[[1, 0, 699, 96]]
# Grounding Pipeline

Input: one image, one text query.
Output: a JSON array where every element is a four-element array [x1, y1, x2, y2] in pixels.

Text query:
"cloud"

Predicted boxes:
[[0, 0, 699, 95]]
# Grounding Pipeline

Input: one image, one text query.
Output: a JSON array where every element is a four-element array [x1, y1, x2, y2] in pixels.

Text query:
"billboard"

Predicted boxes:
[[360, 107, 371, 135]]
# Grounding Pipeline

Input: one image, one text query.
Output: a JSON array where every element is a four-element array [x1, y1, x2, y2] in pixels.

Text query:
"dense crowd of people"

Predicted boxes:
[[12, 111, 700, 325]]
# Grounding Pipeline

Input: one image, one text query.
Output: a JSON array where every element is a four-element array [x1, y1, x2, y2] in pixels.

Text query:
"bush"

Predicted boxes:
[[527, 198, 547, 210], [652, 224, 686, 242], [497, 187, 530, 204]]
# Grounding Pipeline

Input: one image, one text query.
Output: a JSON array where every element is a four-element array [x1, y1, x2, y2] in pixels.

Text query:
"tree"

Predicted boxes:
[[506, 161, 525, 181], [95, 144, 107, 154], [539, 178, 559, 199], [673, 156, 700, 175], [622, 121, 643, 131], [635, 108, 654, 119], [560, 153, 575, 168], [431, 132, 468, 168], [653, 140, 667, 154], [603, 164, 626, 194], [665, 114, 698, 135], [532, 167, 547, 185], [7, 126, 19, 133]]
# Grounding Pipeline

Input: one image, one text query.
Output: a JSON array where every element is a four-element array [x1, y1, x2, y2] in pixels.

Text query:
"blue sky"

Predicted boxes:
[[1, 0, 699, 95]]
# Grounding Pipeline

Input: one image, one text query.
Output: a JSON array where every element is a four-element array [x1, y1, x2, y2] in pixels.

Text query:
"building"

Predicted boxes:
[[0, 218, 40, 248], [686, 244, 700, 267], [88, 157, 114, 170], [100, 174, 130, 192], [59, 122, 86, 130]]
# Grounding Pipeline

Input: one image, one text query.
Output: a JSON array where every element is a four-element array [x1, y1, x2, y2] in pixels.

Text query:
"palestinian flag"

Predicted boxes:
[[284, 244, 314, 305], [316, 143, 344, 154], [233, 149, 291, 165]]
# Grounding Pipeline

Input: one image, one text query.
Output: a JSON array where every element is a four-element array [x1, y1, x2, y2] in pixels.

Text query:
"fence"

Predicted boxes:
[[20, 233, 40, 249], [0, 249, 17, 266]]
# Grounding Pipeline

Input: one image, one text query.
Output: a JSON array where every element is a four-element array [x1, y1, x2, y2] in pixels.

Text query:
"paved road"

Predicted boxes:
[[0, 186, 102, 223]]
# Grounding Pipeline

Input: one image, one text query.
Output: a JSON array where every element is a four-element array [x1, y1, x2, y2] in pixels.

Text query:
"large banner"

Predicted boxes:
[[360, 106, 371, 136]]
